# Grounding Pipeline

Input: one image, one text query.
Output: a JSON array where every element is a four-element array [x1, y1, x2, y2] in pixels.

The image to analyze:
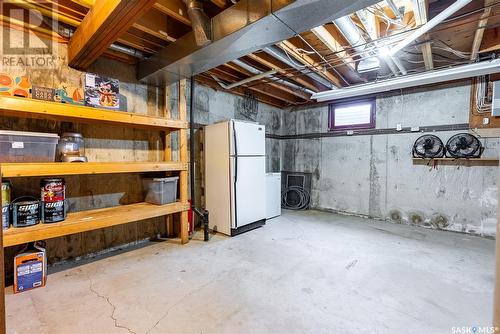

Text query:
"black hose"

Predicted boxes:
[[281, 186, 310, 210], [189, 77, 210, 241]]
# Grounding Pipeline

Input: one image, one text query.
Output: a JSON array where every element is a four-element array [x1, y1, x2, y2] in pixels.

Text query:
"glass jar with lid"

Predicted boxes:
[[57, 132, 87, 162]]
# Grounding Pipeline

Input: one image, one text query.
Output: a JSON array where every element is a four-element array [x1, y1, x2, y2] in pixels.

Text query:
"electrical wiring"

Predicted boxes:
[[475, 76, 492, 113]]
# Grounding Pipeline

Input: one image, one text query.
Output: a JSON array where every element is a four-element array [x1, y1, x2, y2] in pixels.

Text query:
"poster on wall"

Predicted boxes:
[[0, 73, 31, 98], [83, 73, 120, 110]]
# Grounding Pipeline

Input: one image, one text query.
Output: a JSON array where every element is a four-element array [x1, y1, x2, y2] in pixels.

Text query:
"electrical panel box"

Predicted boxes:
[[491, 81, 500, 116]]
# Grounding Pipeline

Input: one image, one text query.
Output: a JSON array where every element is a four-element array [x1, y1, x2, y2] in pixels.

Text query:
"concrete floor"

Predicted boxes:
[[5, 210, 496, 334]]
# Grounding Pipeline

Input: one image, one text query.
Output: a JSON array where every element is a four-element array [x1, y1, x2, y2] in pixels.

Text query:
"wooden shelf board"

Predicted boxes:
[[1, 161, 188, 177], [0, 96, 188, 130], [412, 158, 499, 166], [3, 201, 189, 247]]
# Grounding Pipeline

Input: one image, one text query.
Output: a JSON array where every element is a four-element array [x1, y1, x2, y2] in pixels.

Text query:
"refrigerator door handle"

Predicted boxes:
[[232, 121, 238, 228], [233, 121, 238, 183]]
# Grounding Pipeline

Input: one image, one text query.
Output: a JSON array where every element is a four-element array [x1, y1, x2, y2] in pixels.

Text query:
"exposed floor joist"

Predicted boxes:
[[413, 0, 434, 70], [209, 67, 303, 105], [247, 53, 322, 93], [225, 61, 311, 101], [68, 0, 157, 69], [278, 40, 343, 88], [153, 0, 191, 26], [196, 75, 288, 108], [471, 0, 495, 60]]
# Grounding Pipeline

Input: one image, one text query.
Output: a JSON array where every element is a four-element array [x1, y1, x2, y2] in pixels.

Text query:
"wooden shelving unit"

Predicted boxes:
[[1, 162, 188, 177], [412, 158, 499, 166], [0, 79, 190, 246], [0, 96, 188, 130], [3, 202, 189, 247]]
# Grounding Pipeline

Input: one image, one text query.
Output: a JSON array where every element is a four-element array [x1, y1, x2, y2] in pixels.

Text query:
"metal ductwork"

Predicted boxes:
[[334, 15, 405, 76], [262, 46, 336, 90], [137, 0, 380, 85], [184, 0, 212, 47], [232, 59, 315, 95]]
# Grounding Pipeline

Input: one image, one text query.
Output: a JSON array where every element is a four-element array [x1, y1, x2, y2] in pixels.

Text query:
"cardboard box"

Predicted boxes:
[[14, 245, 46, 293], [83, 73, 119, 110], [0, 73, 31, 98]]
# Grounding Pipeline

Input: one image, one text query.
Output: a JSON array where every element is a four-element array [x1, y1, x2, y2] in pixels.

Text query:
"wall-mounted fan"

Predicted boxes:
[[412, 135, 445, 158], [445, 133, 482, 158]]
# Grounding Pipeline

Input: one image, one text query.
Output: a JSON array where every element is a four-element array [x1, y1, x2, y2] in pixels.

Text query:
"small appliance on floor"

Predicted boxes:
[[205, 120, 267, 236], [266, 173, 281, 219]]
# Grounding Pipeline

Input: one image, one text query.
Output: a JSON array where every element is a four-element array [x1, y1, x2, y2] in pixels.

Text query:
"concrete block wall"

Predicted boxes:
[[280, 81, 499, 237]]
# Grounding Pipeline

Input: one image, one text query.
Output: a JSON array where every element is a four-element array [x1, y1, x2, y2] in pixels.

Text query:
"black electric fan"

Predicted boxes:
[[445, 133, 482, 158], [412, 134, 445, 158]]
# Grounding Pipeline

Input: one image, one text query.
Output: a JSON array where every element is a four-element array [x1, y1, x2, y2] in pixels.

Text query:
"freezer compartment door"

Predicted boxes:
[[231, 121, 266, 156], [231, 156, 267, 228]]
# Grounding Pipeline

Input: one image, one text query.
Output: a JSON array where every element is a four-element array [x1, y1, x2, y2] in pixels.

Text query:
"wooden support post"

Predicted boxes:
[[164, 85, 174, 237], [178, 80, 189, 244], [0, 167, 5, 334]]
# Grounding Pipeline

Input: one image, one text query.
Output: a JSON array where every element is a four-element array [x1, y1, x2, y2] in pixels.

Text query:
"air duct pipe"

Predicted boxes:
[[211, 69, 277, 90], [312, 58, 500, 102], [334, 16, 405, 75], [263, 46, 336, 90], [386, 0, 403, 21], [231, 59, 315, 95], [387, 0, 472, 56], [184, 0, 212, 46]]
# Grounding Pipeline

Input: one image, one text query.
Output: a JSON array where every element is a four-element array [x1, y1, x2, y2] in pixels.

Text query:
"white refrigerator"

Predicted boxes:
[[205, 120, 267, 236]]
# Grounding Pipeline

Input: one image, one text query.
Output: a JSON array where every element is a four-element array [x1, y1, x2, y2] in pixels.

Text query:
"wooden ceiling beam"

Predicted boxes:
[[68, 0, 157, 69], [209, 68, 302, 105], [247, 53, 320, 93], [479, 27, 500, 53], [153, 0, 191, 26], [412, 0, 434, 70], [279, 40, 343, 88], [132, 9, 181, 43], [471, 0, 495, 60], [70, 0, 95, 8], [196, 75, 287, 109], [311, 26, 356, 70], [211, 0, 227, 8], [117, 34, 158, 54], [224, 61, 311, 101]]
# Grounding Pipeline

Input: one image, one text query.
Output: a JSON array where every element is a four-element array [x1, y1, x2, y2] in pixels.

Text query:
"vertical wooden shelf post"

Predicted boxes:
[[164, 85, 174, 236], [178, 79, 189, 244], [0, 167, 5, 334]]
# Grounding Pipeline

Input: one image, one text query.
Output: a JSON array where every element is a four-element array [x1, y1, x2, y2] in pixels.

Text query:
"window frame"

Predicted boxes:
[[328, 98, 376, 131]]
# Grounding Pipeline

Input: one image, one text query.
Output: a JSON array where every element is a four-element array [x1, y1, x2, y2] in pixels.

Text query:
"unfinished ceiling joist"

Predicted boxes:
[[470, 0, 495, 60], [412, 0, 434, 70], [137, 0, 380, 85], [153, 0, 191, 26], [68, 0, 157, 69]]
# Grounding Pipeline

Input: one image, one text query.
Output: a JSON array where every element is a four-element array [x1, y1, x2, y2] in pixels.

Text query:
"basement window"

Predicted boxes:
[[328, 98, 376, 130]]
